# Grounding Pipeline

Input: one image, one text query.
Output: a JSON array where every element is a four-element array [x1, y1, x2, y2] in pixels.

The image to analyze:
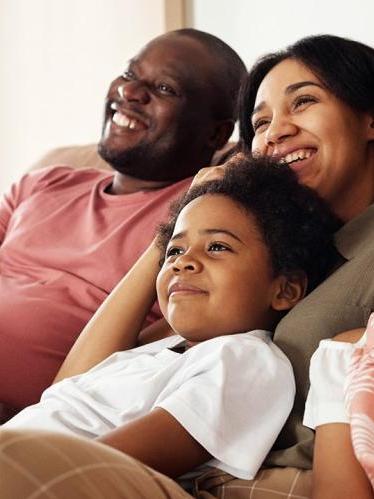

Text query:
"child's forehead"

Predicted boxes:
[[173, 194, 261, 240]]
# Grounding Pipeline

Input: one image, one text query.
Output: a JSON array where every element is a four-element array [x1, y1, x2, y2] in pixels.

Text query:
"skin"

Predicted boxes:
[[98, 34, 234, 194], [250, 58, 374, 222], [55, 192, 304, 477]]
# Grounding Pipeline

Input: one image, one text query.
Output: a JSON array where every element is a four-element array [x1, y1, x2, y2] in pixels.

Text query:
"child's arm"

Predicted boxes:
[[311, 328, 373, 499], [313, 423, 373, 499], [97, 407, 211, 478], [54, 241, 162, 382]]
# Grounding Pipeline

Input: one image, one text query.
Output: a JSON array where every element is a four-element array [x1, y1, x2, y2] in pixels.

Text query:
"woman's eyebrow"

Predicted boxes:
[[285, 80, 324, 95]]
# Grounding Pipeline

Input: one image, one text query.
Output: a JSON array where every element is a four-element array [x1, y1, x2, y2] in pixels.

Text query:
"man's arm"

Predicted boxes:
[[313, 423, 373, 499], [97, 407, 211, 478], [54, 241, 162, 382]]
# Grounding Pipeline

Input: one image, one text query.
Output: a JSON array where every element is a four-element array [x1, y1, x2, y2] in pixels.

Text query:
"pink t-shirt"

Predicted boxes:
[[0, 166, 191, 410]]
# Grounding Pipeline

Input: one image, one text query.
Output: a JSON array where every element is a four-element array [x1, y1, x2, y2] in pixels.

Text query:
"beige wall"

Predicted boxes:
[[0, 0, 177, 192]]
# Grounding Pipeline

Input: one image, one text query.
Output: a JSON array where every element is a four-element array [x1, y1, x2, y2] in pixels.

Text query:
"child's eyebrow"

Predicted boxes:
[[170, 229, 243, 243]]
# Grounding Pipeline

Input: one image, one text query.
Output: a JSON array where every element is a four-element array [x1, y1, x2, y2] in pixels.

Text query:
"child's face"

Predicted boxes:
[[156, 194, 287, 344]]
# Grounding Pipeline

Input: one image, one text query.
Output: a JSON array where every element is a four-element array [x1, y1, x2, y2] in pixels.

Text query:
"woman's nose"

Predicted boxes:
[[265, 116, 298, 147]]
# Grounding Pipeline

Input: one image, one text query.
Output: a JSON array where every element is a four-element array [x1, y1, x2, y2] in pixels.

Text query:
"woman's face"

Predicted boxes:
[[251, 58, 374, 221]]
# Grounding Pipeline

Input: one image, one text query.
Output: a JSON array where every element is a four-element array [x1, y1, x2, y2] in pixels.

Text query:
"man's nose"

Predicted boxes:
[[118, 80, 150, 105]]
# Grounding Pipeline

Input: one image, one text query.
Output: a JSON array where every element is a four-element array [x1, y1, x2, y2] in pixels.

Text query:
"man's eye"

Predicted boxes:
[[157, 83, 177, 96], [166, 246, 184, 258], [122, 70, 136, 81], [208, 242, 231, 252]]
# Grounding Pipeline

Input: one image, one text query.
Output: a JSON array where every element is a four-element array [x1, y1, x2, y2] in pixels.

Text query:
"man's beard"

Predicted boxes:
[[98, 134, 199, 183]]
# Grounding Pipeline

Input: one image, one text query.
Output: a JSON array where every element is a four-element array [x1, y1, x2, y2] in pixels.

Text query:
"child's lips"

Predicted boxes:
[[168, 282, 207, 297]]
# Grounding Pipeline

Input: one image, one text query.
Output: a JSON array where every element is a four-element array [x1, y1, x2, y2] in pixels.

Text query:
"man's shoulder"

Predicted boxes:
[[25, 165, 112, 191]]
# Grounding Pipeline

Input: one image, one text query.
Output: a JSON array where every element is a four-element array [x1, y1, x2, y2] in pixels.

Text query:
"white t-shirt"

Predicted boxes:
[[303, 334, 366, 429], [6, 331, 295, 480]]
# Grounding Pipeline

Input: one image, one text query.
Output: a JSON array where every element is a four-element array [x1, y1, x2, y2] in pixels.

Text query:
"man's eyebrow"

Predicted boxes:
[[251, 81, 323, 119], [170, 229, 243, 243], [127, 58, 181, 83]]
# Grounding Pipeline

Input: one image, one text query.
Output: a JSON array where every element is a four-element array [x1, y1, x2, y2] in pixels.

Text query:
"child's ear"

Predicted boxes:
[[271, 272, 307, 312]]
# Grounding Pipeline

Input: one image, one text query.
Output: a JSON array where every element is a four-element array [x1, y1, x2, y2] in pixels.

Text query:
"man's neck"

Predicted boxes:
[[108, 173, 174, 195]]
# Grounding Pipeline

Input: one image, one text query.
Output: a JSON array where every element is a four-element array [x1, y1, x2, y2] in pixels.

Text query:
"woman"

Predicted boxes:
[[238, 34, 374, 498]]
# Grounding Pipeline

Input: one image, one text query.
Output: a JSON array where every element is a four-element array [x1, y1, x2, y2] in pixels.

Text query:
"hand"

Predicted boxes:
[[190, 165, 226, 188], [190, 152, 247, 189]]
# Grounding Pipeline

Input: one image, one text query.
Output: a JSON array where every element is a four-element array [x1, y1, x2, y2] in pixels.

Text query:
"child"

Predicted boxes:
[[4, 156, 339, 482], [304, 315, 374, 498]]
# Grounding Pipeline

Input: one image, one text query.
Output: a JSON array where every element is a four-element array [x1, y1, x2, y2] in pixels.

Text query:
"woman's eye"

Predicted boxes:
[[293, 95, 317, 110], [166, 246, 184, 258], [252, 118, 270, 133], [208, 242, 231, 252]]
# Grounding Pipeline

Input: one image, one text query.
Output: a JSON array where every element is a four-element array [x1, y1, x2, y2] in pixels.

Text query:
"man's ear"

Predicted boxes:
[[208, 119, 235, 150], [271, 272, 307, 312], [365, 113, 374, 141]]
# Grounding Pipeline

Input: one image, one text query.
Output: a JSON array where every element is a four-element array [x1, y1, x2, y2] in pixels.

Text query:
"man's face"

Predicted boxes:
[[99, 35, 222, 182]]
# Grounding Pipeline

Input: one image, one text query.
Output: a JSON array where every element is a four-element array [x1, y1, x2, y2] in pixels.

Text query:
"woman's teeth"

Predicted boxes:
[[282, 149, 314, 164]]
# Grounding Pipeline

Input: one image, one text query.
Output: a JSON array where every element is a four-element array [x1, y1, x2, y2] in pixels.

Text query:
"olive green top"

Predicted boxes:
[[266, 204, 374, 469]]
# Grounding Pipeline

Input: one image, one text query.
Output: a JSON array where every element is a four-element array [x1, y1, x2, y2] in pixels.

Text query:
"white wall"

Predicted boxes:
[[0, 0, 165, 192], [186, 0, 374, 70]]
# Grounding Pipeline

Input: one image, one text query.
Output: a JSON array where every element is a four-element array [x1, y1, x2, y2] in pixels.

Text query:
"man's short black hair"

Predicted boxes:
[[157, 155, 341, 293], [172, 28, 247, 120]]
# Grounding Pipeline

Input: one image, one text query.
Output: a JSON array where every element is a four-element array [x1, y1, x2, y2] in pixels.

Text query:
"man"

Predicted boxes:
[[0, 29, 246, 414]]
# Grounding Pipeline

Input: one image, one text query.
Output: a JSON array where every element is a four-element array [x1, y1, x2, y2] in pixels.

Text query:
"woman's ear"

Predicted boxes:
[[271, 272, 307, 312]]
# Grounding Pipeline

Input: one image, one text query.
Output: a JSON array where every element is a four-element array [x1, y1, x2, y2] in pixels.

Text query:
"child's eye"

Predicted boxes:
[[292, 94, 317, 110], [166, 246, 184, 258], [208, 242, 231, 252]]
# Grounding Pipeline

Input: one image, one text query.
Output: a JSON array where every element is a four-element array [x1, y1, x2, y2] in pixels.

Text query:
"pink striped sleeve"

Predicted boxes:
[[345, 313, 374, 489]]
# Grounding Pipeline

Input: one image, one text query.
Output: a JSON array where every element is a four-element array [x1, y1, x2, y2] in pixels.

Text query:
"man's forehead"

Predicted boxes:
[[132, 35, 214, 83]]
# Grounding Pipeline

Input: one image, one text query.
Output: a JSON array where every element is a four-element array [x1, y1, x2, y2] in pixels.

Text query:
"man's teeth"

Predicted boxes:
[[112, 112, 141, 130], [281, 149, 314, 164]]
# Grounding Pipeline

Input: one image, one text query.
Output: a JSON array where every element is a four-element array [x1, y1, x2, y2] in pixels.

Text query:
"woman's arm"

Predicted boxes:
[[54, 241, 163, 382], [313, 423, 373, 499], [97, 407, 211, 478]]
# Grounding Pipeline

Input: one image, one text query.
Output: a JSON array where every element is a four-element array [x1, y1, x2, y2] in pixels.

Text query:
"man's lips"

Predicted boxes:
[[168, 282, 207, 297], [109, 102, 149, 131]]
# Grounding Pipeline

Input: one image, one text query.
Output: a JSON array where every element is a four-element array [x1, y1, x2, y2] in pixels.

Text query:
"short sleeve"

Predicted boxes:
[[303, 339, 354, 429], [0, 167, 73, 244], [156, 332, 295, 480]]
